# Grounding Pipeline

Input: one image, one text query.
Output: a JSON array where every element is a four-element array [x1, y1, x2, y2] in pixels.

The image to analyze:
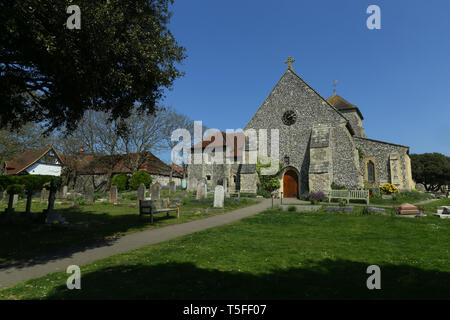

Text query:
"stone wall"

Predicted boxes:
[[354, 137, 412, 191]]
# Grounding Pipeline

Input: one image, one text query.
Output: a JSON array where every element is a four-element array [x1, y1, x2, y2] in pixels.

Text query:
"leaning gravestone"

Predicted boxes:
[[62, 185, 68, 199], [214, 186, 224, 208], [86, 186, 95, 203], [151, 183, 161, 200], [138, 183, 146, 201], [169, 181, 176, 195], [109, 186, 118, 203]]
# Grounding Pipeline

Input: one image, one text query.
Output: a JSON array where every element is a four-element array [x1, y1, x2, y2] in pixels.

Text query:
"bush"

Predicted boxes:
[[256, 188, 271, 198], [331, 182, 347, 190], [128, 171, 152, 190], [380, 183, 398, 195], [304, 191, 326, 204], [111, 174, 129, 191]]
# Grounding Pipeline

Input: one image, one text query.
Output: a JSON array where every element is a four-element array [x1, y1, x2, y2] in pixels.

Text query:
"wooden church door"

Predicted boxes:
[[283, 170, 299, 198]]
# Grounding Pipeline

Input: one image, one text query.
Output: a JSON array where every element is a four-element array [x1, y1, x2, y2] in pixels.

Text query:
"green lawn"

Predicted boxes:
[[0, 197, 259, 263], [1, 198, 449, 300]]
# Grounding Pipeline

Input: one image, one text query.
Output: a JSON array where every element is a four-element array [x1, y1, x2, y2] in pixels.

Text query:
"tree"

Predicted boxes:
[[0, 122, 53, 170], [129, 171, 152, 190], [119, 105, 169, 174], [159, 106, 194, 181], [410, 153, 450, 192], [0, 0, 186, 133]]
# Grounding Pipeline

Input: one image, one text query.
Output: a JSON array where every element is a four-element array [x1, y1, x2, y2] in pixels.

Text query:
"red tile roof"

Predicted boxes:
[[191, 131, 246, 157], [71, 152, 183, 178], [5, 146, 63, 175]]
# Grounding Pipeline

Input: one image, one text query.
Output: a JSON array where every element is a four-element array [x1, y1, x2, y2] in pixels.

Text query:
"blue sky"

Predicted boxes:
[[158, 0, 450, 161]]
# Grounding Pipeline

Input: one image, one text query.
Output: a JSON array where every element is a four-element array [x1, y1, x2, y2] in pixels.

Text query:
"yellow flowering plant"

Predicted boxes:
[[379, 183, 399, 194]]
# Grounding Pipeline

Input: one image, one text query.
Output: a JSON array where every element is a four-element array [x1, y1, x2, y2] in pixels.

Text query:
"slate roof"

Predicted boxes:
[[4, 146, 63, 175]]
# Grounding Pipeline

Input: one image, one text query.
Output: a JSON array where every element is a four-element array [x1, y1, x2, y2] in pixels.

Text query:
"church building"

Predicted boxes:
[[187, 58, 414, 198]]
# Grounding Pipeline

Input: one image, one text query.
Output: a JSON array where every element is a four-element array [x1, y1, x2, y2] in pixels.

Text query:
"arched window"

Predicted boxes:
[[367, 160, 375, 183]]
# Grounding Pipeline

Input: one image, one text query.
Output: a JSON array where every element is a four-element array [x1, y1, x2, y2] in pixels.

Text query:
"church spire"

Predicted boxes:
[[285, 56, 295, 71], [333, 80, 338, 96]]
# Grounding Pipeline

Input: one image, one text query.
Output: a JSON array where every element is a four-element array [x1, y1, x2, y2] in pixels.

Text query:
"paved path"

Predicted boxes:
[[0, 199, 273, 289]]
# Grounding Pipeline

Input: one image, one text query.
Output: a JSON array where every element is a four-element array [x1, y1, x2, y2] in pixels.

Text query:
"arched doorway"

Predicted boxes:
[[283, 170, 299, 198]]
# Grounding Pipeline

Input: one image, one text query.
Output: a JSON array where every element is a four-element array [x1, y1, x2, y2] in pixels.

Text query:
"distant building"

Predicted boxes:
[[63, 151, 184, 192], [2, 146, 64, 176]]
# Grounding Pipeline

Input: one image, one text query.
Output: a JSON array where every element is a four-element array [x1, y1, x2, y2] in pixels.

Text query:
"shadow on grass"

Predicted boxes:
[[44, 259, 450, 300], [0, 207, 175, 269]]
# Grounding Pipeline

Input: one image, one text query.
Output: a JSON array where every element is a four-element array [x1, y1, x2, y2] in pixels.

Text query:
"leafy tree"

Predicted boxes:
[[129, 171, 152, 190], [0, 0, 186, 132], [111, 174, 129, 192], [410, 153, 450, 192]]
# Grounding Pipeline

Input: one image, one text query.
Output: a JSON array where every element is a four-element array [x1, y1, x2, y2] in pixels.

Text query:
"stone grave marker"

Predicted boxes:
[[188, 178, 198, 192], [151, 183, 161, 200], [169, 181, 176, 195], [399, 203, 419, 215], [62, 185, 68, 199], [138, 183, 146, 201], [13, 194, 19, 206], [214, 186, 224, 208], [86, 186, 95, 203], [196, 182, 207, 200], [40, 188, 48, 203], [109, 186, 118, 203]]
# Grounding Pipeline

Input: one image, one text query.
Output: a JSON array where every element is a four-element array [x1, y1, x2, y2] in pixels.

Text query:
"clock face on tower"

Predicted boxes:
[[282, 110, 297, 126]]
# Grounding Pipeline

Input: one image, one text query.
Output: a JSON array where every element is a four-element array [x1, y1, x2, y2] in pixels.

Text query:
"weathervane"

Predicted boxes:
[[333, 80, 338, 95], [285, 56, 295, 71]]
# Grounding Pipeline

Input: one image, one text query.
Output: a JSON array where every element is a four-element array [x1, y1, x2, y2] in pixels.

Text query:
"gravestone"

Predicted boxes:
[[109, 186, 118, 203], [196, 182, 207, 200], [86, 186, 95, 203], [188, 178, 198, 192], [214, 186, 224, 208], [12, 194, 18, 206], [2, 190, 7, 204], [223, 178, 229, 197], [169, 181, 176, 195], [382, 195, 393, 200], [62, 185, 68, 199], [40, 188, 48, 203], [151, 183, 161, 200], [399, 203, 419, 215], [181, 179, 187, 189], [138, 183, 146, 201]]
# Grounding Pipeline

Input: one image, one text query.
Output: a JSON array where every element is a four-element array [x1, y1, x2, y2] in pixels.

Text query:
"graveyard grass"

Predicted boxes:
[[0, 192, 259, 263], [1, 198, 449, 299]]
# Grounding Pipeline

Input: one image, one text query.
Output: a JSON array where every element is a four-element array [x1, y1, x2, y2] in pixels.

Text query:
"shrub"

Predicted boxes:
[[331, 182, 347, 190], [304, 191, 326, 204], [380, 183, 398, 195], [256, 188, 271, 198], [111, 174, 129, 191], [339, 199, 347, 207], [128, 171, 152, 190], [288, 206, 297, 212]]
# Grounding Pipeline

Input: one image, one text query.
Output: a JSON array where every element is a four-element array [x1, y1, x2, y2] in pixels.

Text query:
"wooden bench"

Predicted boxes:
[[325, 189, 370, 205], [139, 199, 179, 224]]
